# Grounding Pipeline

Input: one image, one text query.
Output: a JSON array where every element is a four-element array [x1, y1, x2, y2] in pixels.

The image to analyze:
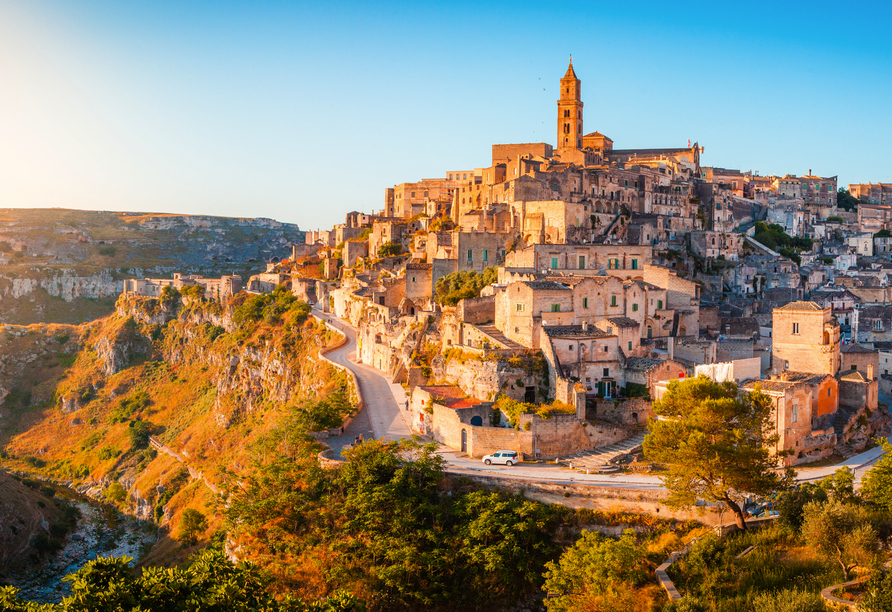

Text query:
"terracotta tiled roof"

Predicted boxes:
[[420, 385, 466, 401], [775, 301, 823, 311], [841, 343, 876, 354], [838, 370, 869, 383], [543, 325, 613, 338], [605, 317, 640, 328]]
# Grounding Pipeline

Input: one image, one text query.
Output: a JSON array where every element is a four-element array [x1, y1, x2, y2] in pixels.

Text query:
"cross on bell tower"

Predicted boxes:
[[557, 59, 583, 151]]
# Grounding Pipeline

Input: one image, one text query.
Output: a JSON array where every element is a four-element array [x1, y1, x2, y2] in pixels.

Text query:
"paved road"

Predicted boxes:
[[313, 308, 889, 490], [314, 310, 412, 458]]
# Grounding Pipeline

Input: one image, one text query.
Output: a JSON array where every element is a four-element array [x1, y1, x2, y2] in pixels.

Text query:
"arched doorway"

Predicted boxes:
[[461, 429, 467, 453], [470, 415, 483, 426]]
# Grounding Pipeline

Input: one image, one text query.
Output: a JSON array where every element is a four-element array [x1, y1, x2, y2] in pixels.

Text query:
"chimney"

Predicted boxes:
[[809, 169, 812, 176]]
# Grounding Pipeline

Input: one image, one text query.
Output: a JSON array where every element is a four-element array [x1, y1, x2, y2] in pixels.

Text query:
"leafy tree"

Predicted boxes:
[[160, 286, 181, 310], [434, 267, 498, 306], [642, 376, 793, 529], [377, 241, 403, 257], [127, 419, 153, 450], [837, 187, 860, 211], [178, 508, 208, 545], [104, 482, 127, 504], [287, 389, 355, 432], [775, 468, 856, 532], [861, 438, 892, 511], [801, 500, 880, 581], [542, 529, 650, 612]]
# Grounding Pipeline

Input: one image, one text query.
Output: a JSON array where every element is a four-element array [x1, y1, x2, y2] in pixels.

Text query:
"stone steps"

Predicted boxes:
[[473, 324, 525, 351], [565, 431, 647, 470]]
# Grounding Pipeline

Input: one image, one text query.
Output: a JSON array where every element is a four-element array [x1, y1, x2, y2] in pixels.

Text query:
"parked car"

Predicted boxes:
[[482, 451, 518, 466]]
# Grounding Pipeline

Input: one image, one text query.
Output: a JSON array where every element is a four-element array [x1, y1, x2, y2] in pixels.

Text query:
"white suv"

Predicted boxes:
[[482, 450, 518, 466]]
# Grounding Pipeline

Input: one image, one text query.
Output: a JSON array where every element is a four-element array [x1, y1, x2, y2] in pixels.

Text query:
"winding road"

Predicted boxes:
[[312, 308, 888, 491]]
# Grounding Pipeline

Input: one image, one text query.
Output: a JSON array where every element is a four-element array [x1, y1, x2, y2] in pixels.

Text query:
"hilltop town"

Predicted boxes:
[[128, 62, 892, 470]]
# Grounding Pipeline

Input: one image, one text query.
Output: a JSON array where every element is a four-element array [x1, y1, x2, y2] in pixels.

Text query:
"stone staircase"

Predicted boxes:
[[562, 431, 647, 473], [472, 324, 525, 351], [833, 408, 854, 440]]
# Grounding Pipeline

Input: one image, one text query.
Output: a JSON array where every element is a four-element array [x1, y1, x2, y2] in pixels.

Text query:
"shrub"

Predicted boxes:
[[435, 267, 498, 306], [98, 246, 117, 257], [109, 391, 151, 423], [377, 241, 403, 257], [97, 446, 120, 461], [128, 419, 153, 450], [178, 508, 208, 545], [749, 588, 828, 612], [105, 482, 127, 503]]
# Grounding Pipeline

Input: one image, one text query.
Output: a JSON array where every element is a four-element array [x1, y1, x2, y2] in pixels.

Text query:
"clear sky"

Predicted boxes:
[[2, 1, 891, 230]]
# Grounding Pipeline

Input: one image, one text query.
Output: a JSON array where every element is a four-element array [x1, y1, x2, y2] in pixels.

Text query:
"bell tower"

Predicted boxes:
[[557, 59, 583, 151]]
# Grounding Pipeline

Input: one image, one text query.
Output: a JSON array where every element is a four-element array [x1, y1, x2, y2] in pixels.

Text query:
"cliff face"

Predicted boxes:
[[0, 208, 304, 325], [0, 292, 346, 565]]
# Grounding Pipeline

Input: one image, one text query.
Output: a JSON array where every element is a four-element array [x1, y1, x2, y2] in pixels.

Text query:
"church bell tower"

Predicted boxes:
[[557, 59, 583, 151]]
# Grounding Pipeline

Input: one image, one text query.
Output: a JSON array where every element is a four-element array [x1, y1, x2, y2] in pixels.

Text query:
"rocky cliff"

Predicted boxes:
[[0, 290, 347, 566], [0, 208, 304, 325]]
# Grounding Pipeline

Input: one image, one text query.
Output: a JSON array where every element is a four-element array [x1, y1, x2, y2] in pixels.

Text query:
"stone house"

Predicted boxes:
[[741, 375, 838, 466], [623, 357, 688, 396], [771, 301, 840, 375], [856, 305, 892, 345]]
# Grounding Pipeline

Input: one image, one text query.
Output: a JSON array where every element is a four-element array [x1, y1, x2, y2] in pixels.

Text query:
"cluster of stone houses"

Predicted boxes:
[[127, 62, 891, 469]]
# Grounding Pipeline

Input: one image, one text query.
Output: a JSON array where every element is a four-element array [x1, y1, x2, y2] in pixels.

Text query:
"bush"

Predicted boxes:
[[377, 241, 403, 257], [105, 482, 127, 503], [109, 391, 151, 423], [178, 508, 208, 545], [97, 446, 120, 461], [128, 419, 153, 450], [160, 285, 181, 310], [98, 246, 117, 257], [435, 267, 498, 306]]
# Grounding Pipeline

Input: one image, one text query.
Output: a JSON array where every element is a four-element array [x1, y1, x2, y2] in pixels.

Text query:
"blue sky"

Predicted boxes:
[[2, 1, 891, 230]]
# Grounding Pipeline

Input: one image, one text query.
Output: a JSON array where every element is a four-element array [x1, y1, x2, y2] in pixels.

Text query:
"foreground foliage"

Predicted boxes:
[[225, 437, 563, 612], [0, 549, 364, 611]]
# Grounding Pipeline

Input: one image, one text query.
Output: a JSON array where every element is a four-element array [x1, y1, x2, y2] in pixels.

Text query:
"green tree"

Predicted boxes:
[[434, 267, 498, 306], [801, 500, 880, 581], [127, 419, 153, 450], [542, 529, 649, 612], [160, 285, 181, 310], [377, 241, 403, 257], [104, 483, 126, 504], [837, 187, 860, 211], [642, 376, 792, 529], [177, 508, 208, 546], [861, 438, 892, 511]]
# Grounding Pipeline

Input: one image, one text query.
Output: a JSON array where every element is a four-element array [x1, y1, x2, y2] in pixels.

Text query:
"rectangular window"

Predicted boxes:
[[578, 255, 586, 269], [611, 295, 617, 307], [551, 257, 558, 269], [632, 303, 638, 312], [828, 388, 831, 398], [467, 249, 473, 261], [583, 297, 589, 308], [483, 249, 488, 262], [791, 400, 798, 424], [876, 320, 883, 331], [631, 258, 638, 270], [515, 303, 524, 312], [603, 368, 610, 377], [628, 341, 632, 350], [411, 276, 416, 282], [551, 304, 561, 312], [793, 322, 800, 334], [657, 300, 663, 310]]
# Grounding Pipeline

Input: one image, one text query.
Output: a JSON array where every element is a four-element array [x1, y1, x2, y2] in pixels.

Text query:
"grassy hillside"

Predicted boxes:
[[0, 287, 347, 568]]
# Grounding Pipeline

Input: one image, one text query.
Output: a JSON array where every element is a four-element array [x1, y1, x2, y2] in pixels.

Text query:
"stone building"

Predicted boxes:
[[771, 301, 840, 375]]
